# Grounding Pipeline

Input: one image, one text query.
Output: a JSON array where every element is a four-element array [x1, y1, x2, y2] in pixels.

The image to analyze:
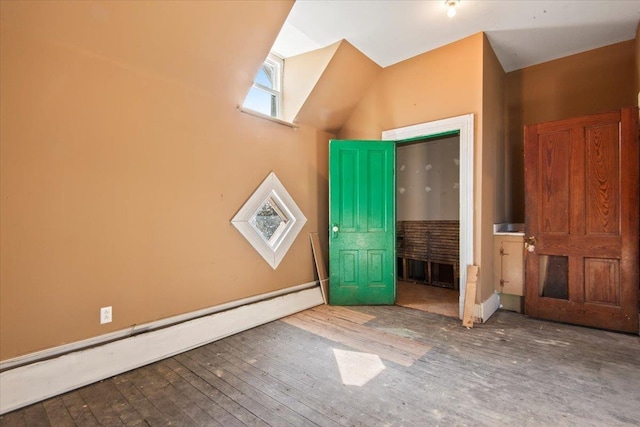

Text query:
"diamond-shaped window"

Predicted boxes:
[[250, 198, 289, 245], [231, 172, 306, 269]]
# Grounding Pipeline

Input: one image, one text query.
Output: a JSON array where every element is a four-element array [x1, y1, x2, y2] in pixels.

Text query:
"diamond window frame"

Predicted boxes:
[[231, 172, 306, 269]]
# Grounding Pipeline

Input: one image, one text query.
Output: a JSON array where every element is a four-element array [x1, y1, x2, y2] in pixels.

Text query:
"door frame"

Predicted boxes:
[[382, 113, 474, 319]]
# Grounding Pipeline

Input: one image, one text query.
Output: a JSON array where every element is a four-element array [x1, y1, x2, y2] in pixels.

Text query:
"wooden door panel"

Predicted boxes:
[[539, 235, 620, 256], [337, 150, 357, 232], [539, 131, 571, 234], [339, 250, 358, 284], [366, 149, 387, 232], [366, 250, 385, 283], [585, 123, 620, 235], [329, 140, 395, 306], [584, 258, 620, 305], [527, 299, 634, 332], [525, 107, 638, 333]]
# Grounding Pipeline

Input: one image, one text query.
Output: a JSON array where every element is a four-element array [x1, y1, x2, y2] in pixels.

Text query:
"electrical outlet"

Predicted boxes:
[[100, 306, 112, 324]]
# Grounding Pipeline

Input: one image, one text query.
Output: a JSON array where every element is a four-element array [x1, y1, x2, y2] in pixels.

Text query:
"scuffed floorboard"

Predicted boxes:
[[2, 306, 640, 426], [281, 305, 431, 366]]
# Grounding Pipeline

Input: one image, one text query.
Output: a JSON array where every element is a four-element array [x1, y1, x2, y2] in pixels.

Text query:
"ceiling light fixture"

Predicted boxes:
[[445, 0, 459, 18]]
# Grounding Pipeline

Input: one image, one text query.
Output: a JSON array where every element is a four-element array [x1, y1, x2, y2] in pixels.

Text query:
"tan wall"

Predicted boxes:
[[505, 40, 636, 222], [0, 1, 334, 360], [283, 42, 340, 123], [339, 33, 498, 304], [340, 34, 484, 140], [480, 35, 506, 302], [294, 40, 382, 134]]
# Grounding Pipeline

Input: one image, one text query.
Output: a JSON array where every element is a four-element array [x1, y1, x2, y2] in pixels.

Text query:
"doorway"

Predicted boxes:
[[395, 135, 460, 317], [382, 114, 474, 319]]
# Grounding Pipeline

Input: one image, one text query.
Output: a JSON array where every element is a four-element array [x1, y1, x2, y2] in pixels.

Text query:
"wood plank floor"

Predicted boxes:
[[395, 280, 459, 318], [2, 305, 640, 426]]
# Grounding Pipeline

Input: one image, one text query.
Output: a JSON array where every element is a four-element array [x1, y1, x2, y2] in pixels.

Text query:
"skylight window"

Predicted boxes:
[[243, 53, 283, 119]]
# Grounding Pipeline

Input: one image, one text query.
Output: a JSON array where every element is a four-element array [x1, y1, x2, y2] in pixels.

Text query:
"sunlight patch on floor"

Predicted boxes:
[[332, 348, 386, 386]]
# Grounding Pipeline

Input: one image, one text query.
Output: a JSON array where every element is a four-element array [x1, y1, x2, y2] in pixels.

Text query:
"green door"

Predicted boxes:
[[329, 140, 396, 305]]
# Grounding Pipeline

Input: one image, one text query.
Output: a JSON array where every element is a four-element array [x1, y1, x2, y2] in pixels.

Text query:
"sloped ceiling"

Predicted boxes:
[[273, 0, 640, 72], [290, 40, 382, 133]]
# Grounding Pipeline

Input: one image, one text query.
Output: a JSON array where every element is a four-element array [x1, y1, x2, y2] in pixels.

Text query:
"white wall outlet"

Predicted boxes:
[[100, 306, 112, 324]]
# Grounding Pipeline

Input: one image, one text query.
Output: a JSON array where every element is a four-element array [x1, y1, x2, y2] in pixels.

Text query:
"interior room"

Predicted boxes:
[[395, 135, 461, 318], [1, 0, 639, 424]]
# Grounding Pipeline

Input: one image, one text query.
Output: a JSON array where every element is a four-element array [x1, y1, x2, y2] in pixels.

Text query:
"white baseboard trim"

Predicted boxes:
[[0, 281, 318, 372], [459, 291, 500, 323], [0, 285, 323, 415], [475, 291, 501, 323]]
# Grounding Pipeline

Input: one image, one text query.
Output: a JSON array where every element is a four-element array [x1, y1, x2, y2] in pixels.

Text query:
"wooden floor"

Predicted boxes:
[[395, 280, 459, 318], [2, 304, 640, 426]]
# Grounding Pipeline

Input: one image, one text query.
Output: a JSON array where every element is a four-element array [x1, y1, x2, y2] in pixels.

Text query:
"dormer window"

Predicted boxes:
[[243, 53, 283, 119]]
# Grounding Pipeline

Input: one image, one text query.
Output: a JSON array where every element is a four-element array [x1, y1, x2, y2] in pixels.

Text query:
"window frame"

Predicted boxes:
[[245, 53, 283, 119], [231, 172, 306, 269]]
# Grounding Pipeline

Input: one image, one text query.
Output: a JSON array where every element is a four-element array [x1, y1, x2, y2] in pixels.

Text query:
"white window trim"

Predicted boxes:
[[244, 53, 284, 120], [237, 106, 298, 128], [231, 172, 306, 269]]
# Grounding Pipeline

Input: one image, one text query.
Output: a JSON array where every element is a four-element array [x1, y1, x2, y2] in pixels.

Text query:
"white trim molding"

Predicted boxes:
[[0, 281, 318, 372], [0, 284, 323, 415], [382, 113, 474, 320], [231, 172, 307, 269], [475, 291, 501, 323], [238, 106, 299, 129]]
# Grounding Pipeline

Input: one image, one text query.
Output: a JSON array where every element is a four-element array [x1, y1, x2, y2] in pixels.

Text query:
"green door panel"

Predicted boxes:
[[329, 140, 395, 305]]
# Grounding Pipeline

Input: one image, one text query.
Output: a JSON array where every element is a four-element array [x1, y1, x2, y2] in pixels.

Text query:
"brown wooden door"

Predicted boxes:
[[524, 107, 639, 333]]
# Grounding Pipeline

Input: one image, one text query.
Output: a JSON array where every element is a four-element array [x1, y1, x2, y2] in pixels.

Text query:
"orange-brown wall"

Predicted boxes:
[[0, 1, 335, 360], [505, 40, 636, 222], [481, 35, 506, 301], [293, 40, 382, 134], [283, 42, 340, 123], [340, 34, 484, 140]]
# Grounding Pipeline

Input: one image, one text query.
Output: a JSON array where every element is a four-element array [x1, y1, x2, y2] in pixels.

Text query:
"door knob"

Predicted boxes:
[[332, 225, 339, 232], [525, 236, 536, 253], [331, 224, 339, 238]]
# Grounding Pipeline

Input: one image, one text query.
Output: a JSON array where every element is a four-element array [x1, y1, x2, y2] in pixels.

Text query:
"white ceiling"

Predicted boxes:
[[272, 0, 640, 72]]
